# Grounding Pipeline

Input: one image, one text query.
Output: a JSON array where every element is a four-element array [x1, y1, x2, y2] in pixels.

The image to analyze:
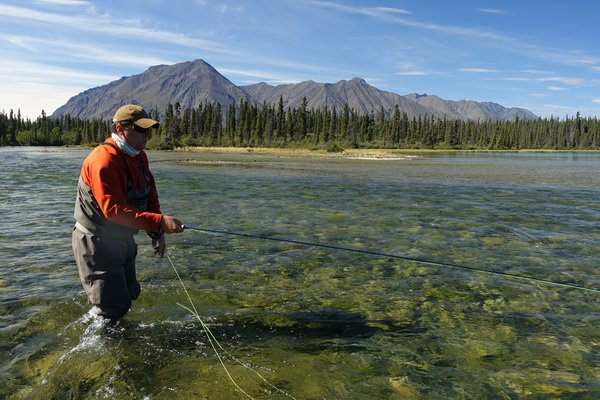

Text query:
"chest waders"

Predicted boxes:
[[72, 142, 152, 319]]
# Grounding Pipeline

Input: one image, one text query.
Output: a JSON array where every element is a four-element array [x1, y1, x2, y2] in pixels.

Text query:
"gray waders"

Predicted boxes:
[[72, 223, 141, 319]]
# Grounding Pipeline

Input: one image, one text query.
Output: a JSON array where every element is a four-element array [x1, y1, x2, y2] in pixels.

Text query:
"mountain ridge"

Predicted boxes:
[[242, 77, 443, 118], [51, 59, 537, 121]]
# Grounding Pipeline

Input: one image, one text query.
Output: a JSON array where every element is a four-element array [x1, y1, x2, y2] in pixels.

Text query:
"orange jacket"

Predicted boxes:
[[78, 137, 162, 232]]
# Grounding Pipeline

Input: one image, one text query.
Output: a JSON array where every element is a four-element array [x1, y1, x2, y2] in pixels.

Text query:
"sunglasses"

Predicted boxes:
[[121, 123, 151, 136]]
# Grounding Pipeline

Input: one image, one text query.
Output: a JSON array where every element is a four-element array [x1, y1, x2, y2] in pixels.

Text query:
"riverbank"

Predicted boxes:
[[173, 145, 600, 159]]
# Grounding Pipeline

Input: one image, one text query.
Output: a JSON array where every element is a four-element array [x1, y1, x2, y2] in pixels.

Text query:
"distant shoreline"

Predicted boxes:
[[55, 144, 600, 156], [172, 146, 600, 156]]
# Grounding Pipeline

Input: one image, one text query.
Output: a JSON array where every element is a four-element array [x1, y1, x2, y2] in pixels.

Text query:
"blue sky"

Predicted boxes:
[[2, 0, 600, 119]]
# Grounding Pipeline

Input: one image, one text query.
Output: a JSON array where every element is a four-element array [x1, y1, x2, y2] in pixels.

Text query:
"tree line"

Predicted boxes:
[[2, 98, 599, 150]]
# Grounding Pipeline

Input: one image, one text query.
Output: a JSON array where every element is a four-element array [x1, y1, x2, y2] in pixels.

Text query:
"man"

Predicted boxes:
[[72, 104, 184, 319]]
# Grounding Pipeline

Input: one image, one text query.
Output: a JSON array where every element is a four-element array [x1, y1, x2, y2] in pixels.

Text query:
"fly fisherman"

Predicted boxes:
[[72, 104, 184, 319]]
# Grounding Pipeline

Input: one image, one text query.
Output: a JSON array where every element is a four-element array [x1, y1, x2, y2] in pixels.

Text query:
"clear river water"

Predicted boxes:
[[0, 147, 599, 399]]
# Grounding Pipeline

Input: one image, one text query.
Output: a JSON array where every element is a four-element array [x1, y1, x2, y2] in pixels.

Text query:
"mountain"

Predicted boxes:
[[51, 59, 537, 121], [52, 59, 252, 120], [405, 93, 537, 121], [241, 78, 440, 118]]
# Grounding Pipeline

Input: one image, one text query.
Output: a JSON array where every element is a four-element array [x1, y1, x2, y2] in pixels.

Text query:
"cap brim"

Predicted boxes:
[[133, 118, 159, 129]]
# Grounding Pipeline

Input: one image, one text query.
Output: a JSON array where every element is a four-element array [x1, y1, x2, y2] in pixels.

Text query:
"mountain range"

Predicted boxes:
[[51, 59, 537, 122]]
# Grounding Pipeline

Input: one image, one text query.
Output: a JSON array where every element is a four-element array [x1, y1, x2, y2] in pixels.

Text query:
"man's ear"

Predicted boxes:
[[114, 123, 125, 135]]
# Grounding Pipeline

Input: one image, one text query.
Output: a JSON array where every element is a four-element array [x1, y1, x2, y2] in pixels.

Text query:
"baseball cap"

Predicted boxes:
[[112, 104, 159, 129]]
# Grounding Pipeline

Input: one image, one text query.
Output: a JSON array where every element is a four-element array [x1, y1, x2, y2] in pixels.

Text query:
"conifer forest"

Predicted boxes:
[[1, 99, 599, 150]]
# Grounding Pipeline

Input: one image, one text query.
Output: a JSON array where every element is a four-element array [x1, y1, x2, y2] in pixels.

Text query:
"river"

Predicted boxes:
[[0, 147, 598, 399]]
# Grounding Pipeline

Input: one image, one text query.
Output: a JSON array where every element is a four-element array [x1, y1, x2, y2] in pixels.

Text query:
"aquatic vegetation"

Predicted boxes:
[[1, 148, 599, 399]]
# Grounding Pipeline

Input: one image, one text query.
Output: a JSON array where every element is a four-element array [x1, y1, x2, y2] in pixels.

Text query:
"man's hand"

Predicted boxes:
[[153, 235, 166, 257], [160, 215, 184, 233]]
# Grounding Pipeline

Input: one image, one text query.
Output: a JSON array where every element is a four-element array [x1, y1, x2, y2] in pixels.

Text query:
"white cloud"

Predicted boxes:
[[537, 76, 584, 86], [0, 60, 117, 84], [592, 99, 600, 104], [364, 7, 412, 16], [0, 4, 82, 24], [573, 58, 595, 65], [522, 69, 553, 74], [311, 2, 412, 18], [546, 86, 568, 91], [34, 0, 90, 5], [2, 34, 173, 67], [458, 68, 498, 73], [478, 8, 506, 15], [310, 1, 507, 40], [313, 1, 600, 73], [396, 71, 428, 76], [502, 77, 529, 81], [0, 4, 231, 53], [218, 67, 303, 84]]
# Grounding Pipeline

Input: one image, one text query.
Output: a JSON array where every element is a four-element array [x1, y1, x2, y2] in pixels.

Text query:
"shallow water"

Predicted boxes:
[[1, 147, 599, 399]]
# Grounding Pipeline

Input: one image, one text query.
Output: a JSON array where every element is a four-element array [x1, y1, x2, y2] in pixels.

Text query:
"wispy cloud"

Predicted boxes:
[[34, 0, 90, 5], [2, 34, 173, 67], [310, 2, 411, 17], [365, 7, 412, 16], [502, 77, 530, 81], [573, 58, 596, 65], [592, 99, 600, 104], [310, 1, 507, 40], [0, 60, 117, 84], [218, 67, 304, 84], [522, 69, 553, 74], [396, 70, 428, 76], [478, 8, 506, 15], [0, 4, 231, 53], [537, 76, 584, 86], [458, 68, 499, 73], [311, 1, 598, 72], [546, 86, 568, 91]]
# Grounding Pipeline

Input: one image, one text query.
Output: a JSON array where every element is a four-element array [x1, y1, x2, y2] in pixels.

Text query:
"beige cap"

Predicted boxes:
[[112, 104, 159, 129]]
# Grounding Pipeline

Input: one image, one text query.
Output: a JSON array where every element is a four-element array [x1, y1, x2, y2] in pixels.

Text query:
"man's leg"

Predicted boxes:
[[72, 228, 134, 319]]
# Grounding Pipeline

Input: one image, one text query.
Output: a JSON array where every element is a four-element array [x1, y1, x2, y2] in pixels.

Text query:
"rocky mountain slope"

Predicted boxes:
[[51, 59, 537, 121], [405, 93, 537, 121], [52, 59, 252, 120], [241, 78, 441, 118]]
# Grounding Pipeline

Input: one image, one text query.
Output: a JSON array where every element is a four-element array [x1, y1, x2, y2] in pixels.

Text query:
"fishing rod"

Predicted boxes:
[[181, 224, 599, 294]]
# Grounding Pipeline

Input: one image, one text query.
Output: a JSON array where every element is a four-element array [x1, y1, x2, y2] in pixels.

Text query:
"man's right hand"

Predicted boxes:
[[160, 215, 184, 233]]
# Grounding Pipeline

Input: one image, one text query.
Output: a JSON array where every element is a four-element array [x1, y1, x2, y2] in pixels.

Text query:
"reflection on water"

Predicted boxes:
[[1, 147, 599, 399]]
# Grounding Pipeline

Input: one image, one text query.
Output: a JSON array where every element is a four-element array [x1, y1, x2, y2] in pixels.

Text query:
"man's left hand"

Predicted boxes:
[[153, 235, 166, 257]]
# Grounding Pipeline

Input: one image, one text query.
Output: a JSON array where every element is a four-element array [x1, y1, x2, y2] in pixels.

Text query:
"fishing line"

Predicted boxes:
[[166, 254, 298, 400], [182, 225, 600, 294]]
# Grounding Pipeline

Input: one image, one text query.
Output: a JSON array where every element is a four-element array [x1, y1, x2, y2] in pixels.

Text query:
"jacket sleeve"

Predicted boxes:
[[143, 153, 161, 215], [84, 149, 163, 231]]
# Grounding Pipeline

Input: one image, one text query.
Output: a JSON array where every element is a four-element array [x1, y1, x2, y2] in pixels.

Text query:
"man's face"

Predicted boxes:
[[118, 122, 151, 150]]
